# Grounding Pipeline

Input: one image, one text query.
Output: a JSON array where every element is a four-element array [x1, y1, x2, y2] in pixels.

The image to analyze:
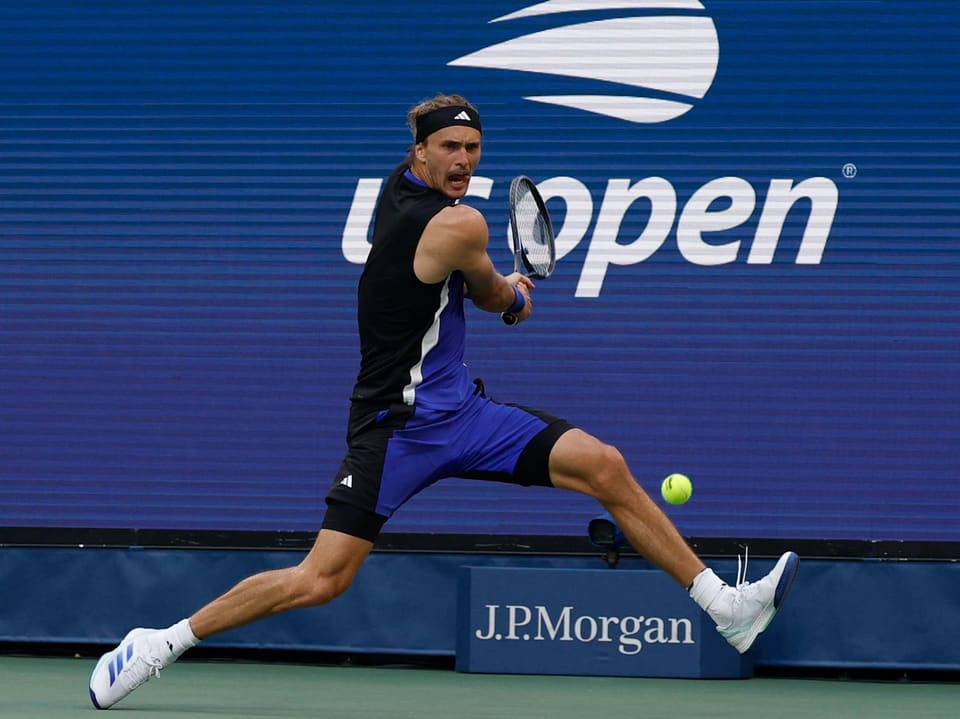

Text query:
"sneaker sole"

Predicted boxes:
[[773, 551, 800, 609], [729, 551, 800, 654], [89, 628, 152, 710]]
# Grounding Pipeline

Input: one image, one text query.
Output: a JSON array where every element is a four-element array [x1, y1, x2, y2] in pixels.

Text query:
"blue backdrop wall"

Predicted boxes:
[[2, 0, 958, 542]]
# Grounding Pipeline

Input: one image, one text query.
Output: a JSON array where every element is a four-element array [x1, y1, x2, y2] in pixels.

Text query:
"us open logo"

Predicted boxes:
[[449, 0, 719, 124], [344, 1, 840, 289]]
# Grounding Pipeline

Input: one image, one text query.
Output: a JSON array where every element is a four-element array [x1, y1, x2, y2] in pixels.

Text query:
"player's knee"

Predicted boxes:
[[316, 571, 356, 605], [291, 567, 355, 608], [585, 443, 631, 502]]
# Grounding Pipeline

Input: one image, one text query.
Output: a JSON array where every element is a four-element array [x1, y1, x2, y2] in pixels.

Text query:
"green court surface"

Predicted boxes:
[[1, 655, 957, 719]]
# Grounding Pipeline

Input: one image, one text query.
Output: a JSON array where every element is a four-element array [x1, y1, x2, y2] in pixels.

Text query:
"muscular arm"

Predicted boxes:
[[414, 204, 534, 318]]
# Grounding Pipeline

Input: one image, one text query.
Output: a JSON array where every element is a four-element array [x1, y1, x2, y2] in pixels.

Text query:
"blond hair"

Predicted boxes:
[[406, 93, 478, 142]]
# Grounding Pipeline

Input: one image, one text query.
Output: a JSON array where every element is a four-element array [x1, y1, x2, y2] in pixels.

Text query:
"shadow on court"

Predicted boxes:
[[0, 655, 957, 718]]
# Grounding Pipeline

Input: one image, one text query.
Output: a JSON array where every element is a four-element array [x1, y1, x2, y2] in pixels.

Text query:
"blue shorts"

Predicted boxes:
[[322, 382, 575, 541]]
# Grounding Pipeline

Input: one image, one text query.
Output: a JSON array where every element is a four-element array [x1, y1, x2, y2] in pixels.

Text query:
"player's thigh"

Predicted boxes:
[[548, 428, 629, 499], [299, 528, 374, 588]]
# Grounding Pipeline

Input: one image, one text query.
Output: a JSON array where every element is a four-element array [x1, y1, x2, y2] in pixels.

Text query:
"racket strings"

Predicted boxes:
[[512, 185, 553, 277]]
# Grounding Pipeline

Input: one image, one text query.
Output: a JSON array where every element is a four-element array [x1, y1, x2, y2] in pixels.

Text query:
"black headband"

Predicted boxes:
[[415, 105, 482, 143]]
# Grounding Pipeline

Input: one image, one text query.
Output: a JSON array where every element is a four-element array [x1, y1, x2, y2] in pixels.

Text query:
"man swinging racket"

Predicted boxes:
[[89, 93, 799, 709]]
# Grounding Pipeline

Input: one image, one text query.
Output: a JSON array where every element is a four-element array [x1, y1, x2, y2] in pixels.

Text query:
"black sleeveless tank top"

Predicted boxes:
[[350, 163, 474, 409]]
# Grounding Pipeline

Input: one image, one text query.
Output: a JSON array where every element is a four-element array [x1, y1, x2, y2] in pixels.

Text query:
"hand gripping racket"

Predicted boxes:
[[501, 175, 556, 325]]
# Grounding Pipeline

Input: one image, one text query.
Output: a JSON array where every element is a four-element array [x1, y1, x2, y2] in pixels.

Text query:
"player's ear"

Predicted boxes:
[[414, 142, 427, 163]]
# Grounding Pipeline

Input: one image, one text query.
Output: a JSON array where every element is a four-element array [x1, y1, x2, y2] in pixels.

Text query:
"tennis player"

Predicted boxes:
[[89, 93, 799, 709]]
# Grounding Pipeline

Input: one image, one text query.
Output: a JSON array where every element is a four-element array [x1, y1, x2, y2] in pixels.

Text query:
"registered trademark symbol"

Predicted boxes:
[[842, 163, 858, 179]]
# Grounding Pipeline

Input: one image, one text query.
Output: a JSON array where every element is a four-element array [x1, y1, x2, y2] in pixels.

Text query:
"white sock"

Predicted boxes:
[[157, 618, 200, 663], [688, 568, 728, 616]]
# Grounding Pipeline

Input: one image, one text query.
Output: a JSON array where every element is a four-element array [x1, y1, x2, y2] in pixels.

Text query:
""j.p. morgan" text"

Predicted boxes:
[[474, 603, 696, 656]]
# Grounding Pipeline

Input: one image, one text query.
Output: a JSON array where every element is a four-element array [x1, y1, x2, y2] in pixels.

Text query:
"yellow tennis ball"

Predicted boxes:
[[661, 473, 692, 505]]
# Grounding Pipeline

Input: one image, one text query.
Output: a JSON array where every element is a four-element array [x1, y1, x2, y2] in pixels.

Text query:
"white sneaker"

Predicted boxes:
[[89, 628, 167, 709], [713, 551, 800, 654]]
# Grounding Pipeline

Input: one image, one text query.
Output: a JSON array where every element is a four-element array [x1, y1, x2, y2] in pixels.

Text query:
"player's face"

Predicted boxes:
[[415, 126, 482, 198]]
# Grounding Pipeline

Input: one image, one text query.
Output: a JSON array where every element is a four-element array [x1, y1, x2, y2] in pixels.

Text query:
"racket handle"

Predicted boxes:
[[501, 285, 525, 325]]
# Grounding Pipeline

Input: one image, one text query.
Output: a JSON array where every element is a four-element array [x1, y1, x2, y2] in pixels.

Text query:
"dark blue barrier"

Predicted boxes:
[[2, 548, 958, 671]]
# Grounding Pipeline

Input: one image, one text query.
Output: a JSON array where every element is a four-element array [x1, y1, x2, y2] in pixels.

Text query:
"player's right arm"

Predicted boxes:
[[414, 204, 534, 319]]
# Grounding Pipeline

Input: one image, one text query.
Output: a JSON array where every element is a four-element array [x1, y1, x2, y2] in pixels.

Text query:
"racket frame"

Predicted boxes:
[[502, 175, 556, 325]]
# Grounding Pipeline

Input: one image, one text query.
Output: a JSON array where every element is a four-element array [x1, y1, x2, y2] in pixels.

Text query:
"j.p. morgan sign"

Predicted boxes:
[[457, 566, 751, 678]]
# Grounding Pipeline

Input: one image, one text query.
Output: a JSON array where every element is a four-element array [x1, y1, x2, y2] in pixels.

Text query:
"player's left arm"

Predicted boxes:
[[415, 204, 533, 315]]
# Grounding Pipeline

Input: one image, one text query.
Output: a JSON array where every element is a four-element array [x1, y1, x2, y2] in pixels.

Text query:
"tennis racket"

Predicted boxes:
[[501, 175, 556, 325]]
